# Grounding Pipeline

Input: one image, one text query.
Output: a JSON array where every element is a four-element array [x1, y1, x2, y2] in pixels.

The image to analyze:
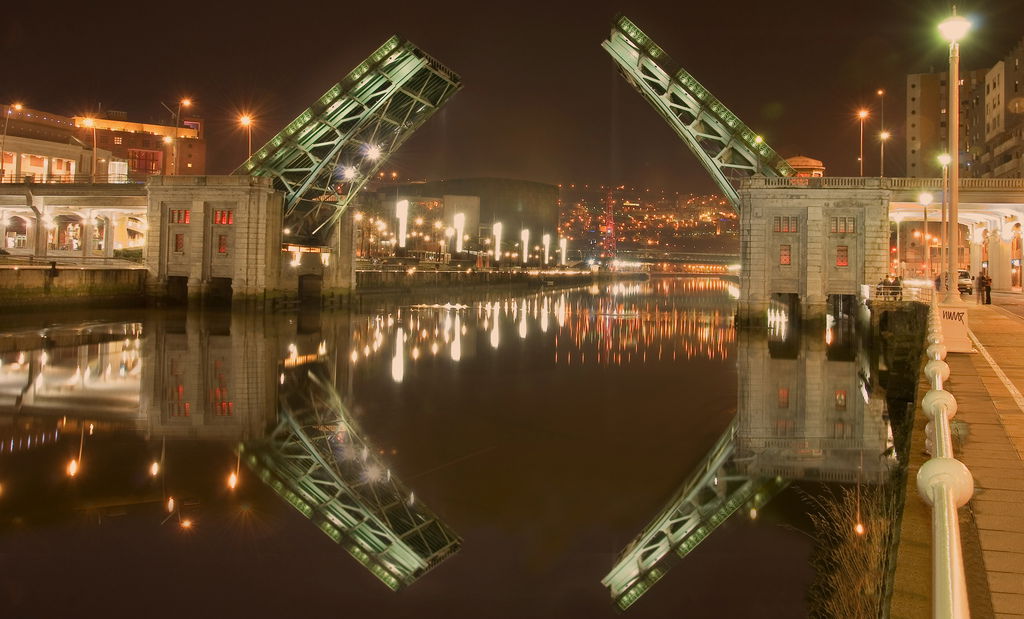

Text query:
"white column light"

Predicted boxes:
[[492, 222, 503, 267], [542, 233, 551, 265], [396, 200, 409, 249], [559, 237, 567, 265], [453, 212, 465, 253], [520, 229, 529, 265]]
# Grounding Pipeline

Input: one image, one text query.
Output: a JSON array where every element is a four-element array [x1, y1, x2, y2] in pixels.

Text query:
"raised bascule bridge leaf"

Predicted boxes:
[[235, 36, 462, 246]]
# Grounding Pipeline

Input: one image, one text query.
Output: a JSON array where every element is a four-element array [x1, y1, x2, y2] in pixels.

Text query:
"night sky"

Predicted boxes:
[[4, 1, 1024, 192]]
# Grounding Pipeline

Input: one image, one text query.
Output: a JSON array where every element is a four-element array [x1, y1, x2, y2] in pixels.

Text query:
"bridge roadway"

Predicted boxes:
[[892, 298, 1024, 618]]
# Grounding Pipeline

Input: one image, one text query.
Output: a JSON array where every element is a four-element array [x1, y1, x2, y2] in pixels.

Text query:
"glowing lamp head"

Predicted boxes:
[[149, 461, 160, 477], [341, 166, 358, 181], [856, 109, 869, 120], [364, 144, 382, 161], [181, 98, 192, 107], [67, 459, 79, 477], [162, 136, 173, 144], [876, 89, 885, 96], [753, 135, 763, 144], [937, 153, 952, 167], [82, 117, 95, 128], [938, 15, 971, 43], [854, 522, 866, 536], [239, 114, 252, 127], [228, 472, 238, 490], [880, 130, 891, 141], [918, 191, 935, 206], [180, 519, 193, 530], [12, 103, 23, 112]]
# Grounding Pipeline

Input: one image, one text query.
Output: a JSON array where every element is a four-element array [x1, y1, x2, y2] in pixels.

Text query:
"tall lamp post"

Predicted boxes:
[[879, 131, 891, 177], [938, 153, 952, 289], [173, 98, 191, 175], [82, 117, 98, 181], [1, 103, 23, 182], [939, 11, 971, 303], [857, 109, 869, 176], [239, 114, 253, 159], [919, 192, 935, 278]]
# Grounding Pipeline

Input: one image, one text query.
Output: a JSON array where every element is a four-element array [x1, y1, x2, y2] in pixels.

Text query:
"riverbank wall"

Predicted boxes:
[[0, 266, 147, 310]]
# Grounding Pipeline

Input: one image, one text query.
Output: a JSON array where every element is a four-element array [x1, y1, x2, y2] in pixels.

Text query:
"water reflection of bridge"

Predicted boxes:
[[602, 325, 897, 610]]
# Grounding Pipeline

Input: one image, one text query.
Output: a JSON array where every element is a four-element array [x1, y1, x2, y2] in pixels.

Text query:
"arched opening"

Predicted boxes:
[[5, 216, 29, 249], [48, 214, 84, 252]]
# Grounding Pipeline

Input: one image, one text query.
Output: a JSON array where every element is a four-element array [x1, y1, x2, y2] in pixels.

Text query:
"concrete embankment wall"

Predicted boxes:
[[0, 267, 146, 309]]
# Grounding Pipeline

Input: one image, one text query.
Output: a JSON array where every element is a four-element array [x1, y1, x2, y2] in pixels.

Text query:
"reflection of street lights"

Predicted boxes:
[[1, 103, 23, 181], [919, 192, 935, 278], [492, 222, 503, 268], [879, 131, 891, 177], [856, 109, 869, 176], [239, 114, 253, 159], [939, 11, 971, 303]]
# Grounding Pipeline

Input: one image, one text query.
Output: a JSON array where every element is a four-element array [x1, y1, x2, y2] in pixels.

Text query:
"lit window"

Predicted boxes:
[[174, 233, 185, 252], [780, 244, 791, 265], [777, 388, 790, 408], [836, 245, 849, 267], [218, 235, 228, 254], [834, 390, 847, 410]]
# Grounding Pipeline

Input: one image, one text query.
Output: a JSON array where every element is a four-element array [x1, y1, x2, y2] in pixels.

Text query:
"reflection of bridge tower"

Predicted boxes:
[[735, 330, 894, 483], [601, 190, 617, 258]]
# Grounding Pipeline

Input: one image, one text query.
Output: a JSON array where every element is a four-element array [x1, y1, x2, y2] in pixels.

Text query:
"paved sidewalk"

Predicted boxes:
[[952, 304, 1024, 616]]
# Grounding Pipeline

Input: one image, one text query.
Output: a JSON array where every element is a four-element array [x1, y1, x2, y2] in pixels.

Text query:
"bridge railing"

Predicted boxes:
[[918, 300, 974, 618], [861, 281, 935, 303], [0, 172, 147, 185], [742, 176, 1024, 191]]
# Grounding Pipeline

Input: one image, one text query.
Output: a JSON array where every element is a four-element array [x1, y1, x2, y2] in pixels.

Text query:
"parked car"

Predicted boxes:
[[958, 269, 973, 294]]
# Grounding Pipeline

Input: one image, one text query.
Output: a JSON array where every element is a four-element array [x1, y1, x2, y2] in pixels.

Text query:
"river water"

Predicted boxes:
[[0, 277, 899, 618]]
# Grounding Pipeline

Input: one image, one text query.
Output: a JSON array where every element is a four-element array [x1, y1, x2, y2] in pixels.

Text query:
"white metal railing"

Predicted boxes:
[[918, 299, 975, 618], [742, 176, 1024, 191], [860, 281, 935, 303]]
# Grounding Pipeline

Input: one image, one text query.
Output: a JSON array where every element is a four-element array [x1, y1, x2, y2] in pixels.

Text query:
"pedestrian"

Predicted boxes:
[[984, 272, 993, 304], [976, 273, 984, 305]]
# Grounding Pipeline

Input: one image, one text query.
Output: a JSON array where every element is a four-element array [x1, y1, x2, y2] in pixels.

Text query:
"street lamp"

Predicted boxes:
[[492, 222, 503, 268], [879, 131, 891, 177], [171, 98, 191, 175], [857, 109, 869, 176], [239, 114, 253, 159], [938, 153, 952, 287], [939, 11, 971, 303], [919, 191, 935, 278], [82, 117, 98, 181], [0, 103, 23, 182]]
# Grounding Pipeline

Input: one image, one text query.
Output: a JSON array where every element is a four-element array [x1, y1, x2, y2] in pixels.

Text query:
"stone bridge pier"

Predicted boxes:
[[145, 175, 355, 309], [738, 178, 890, 324]]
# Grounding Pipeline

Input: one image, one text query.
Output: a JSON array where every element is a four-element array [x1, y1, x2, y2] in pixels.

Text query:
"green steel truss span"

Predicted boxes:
[[602, 15, 794, 208], [600, 420, 788, 610], [235, 36, 462, 245], [241, 363, 461, 590]]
